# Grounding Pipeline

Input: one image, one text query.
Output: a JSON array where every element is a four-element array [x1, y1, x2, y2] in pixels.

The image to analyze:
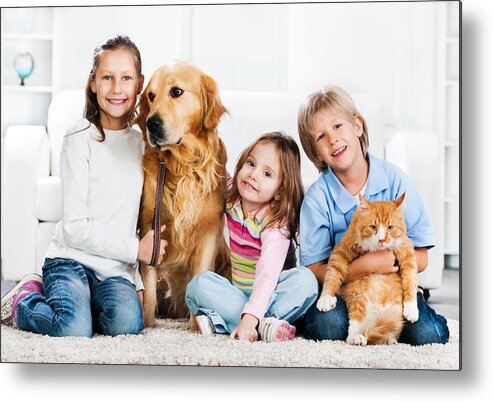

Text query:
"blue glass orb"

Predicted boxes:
[[13, 52, 34, 85]]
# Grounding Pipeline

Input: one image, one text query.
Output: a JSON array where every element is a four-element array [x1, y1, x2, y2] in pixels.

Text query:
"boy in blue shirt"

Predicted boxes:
[[297, 86, 449, 345]]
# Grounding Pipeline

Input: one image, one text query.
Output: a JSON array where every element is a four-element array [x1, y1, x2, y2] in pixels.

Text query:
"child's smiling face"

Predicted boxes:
[[311, 107, 365, 174], [236, 141, 282, 215], [90, 48, 144, 130]]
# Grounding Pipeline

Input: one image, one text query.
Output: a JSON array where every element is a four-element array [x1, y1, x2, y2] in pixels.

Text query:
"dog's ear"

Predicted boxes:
[[133, 86, 150, 141], [201, 74, 228, 132]]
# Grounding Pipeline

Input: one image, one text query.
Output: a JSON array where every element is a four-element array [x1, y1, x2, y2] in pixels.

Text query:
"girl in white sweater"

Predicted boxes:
[[1, 35, 166, 337]]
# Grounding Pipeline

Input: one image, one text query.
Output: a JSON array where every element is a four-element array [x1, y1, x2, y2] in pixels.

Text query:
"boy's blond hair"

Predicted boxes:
[[297, 86, 369, 173]]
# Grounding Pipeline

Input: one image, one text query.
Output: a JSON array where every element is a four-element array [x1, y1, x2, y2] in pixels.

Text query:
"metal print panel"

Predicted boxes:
[[0, 1, 460, 370]]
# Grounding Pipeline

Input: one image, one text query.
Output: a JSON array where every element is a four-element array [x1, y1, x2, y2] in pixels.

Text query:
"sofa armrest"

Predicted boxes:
[[1, 125, 50, 280], [385, 131, 444, 289]]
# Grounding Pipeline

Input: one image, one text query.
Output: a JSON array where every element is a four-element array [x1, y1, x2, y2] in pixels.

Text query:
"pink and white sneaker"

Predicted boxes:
[[195, 315, 215, 336], [258, 317, 296, 342], [1, 273, 43, 327]]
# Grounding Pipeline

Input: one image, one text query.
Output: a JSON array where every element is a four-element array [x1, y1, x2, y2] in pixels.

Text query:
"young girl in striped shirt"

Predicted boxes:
[[185, 132, 318, 342]]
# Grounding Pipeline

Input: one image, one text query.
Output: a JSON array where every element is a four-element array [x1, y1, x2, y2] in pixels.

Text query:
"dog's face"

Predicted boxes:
[[136, 60, 226, 148]]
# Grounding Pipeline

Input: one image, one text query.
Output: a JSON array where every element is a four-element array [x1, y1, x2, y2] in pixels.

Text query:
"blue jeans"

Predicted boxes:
[[17, 258, 144, 337], [299, 293, 449, 345], [185, 267, 318, 334]]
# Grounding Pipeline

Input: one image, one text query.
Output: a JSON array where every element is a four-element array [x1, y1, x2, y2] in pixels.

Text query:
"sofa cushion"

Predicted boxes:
[[47, 89, 85, 176], [218, 91, 384, 190], [36, 176, 61, 222]]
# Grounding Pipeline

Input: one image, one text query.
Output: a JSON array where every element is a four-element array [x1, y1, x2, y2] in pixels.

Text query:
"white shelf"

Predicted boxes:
[[438, 2, 460, 264], [2, 85, 53, 93], [0, 8, 55, 138], [2, 33, 53, 41]]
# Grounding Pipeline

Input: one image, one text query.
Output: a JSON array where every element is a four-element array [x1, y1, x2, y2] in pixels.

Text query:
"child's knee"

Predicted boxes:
[[302, 301, 348, 341], [96, 303, 143, 336], [54, 314, 92, 337], [400, 295, 450, 345], [299, 267, 319, 297], [288, 267, 319, 300], [103, 318, 143, 336], [186, 271, 219, 299]]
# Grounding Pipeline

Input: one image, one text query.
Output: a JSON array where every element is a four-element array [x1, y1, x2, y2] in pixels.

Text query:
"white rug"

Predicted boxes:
[[0, 319, 459, 369]]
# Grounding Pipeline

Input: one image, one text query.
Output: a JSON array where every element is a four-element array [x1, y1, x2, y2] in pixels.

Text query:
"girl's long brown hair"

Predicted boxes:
[[228, 132, 304, 242], [84, 34, 142, 141]]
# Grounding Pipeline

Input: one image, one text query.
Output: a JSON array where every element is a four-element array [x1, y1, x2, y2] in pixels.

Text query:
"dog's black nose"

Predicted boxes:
[[147, 116, 163, 132]]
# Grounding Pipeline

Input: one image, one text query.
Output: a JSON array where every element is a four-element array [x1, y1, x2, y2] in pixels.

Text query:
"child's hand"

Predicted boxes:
[[359, 249, 398, 274], [345, 249, 398, 283], [137, 225, 167, 265], [230, 314, 259, 342]]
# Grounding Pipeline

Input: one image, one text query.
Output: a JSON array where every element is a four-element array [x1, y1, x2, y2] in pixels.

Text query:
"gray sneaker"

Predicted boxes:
[[1, 273, 43, 327]]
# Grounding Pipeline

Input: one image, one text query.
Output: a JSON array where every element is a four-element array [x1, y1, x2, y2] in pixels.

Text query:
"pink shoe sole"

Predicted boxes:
[[272, 321, 296, 342]]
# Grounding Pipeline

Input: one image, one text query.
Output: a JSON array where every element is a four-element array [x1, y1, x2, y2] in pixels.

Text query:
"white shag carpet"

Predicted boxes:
[[1, 319, 459, 369]]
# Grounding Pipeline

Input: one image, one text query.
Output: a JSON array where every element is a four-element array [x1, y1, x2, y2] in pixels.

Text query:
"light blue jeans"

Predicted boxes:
[[185, 267, 318, 334], [17, 258, 144, 337]]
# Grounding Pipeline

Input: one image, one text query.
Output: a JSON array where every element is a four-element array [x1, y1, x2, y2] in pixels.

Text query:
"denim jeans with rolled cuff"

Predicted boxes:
[[17, 258, 144, 337], [186, 267, 318, 334]]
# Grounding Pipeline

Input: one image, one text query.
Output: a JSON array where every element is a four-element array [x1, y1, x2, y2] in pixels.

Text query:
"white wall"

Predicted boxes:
[[1, 1, 443, 188], [187, 4, 289, 92], [47, 3, 438, 139], [288, 3, 398, 123], [0, 2, 446, 164], [52, 5, 184, 92]]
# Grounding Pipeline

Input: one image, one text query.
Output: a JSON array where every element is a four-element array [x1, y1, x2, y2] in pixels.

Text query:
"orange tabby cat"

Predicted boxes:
[[317, 193, 419, 345]]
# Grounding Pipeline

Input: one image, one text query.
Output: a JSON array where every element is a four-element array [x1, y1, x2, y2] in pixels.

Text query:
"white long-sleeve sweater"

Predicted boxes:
[[46, 119, 145, 287]]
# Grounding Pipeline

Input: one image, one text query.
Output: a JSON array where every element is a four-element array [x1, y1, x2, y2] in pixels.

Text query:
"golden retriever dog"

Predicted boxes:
[[135, 60, 230, 328]]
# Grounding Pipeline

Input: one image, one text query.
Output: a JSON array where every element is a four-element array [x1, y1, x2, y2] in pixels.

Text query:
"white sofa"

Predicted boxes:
[[0, 89, 443, 291]]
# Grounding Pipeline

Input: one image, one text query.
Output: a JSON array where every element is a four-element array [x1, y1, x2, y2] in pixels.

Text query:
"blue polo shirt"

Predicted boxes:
[[299, 153, 435, 267]]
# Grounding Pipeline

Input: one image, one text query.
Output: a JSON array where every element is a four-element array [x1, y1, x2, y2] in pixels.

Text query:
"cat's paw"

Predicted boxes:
[[403, 300, 419, 323], [385, 337, 398, 345], [317, 295, 337, 312], [347, 334, 367, 346]]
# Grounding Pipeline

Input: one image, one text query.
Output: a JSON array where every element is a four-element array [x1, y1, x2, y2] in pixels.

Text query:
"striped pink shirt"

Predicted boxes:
[[226, 199, 291, 321]]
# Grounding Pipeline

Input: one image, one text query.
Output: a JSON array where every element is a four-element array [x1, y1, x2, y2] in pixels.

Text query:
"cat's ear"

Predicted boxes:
[[358, 194, 370, 210], [394, 192, 406, 209]]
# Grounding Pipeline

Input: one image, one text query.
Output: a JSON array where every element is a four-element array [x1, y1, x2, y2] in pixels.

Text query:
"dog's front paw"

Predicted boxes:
[[347, 334, 367, 346], [317, 295, 337, 312], [189, 315, 199, 332], [403, 300, 419, 323], [143, 311, 157, 328]]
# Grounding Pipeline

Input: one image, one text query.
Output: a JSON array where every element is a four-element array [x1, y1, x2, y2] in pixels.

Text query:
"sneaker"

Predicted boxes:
[[195, 315, 215, 336], [258, 317, 296, 342], [1, 273, 43, 327]]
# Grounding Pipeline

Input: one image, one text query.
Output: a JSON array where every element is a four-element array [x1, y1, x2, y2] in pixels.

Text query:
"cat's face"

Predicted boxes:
[[354, 194, 407, 252]]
